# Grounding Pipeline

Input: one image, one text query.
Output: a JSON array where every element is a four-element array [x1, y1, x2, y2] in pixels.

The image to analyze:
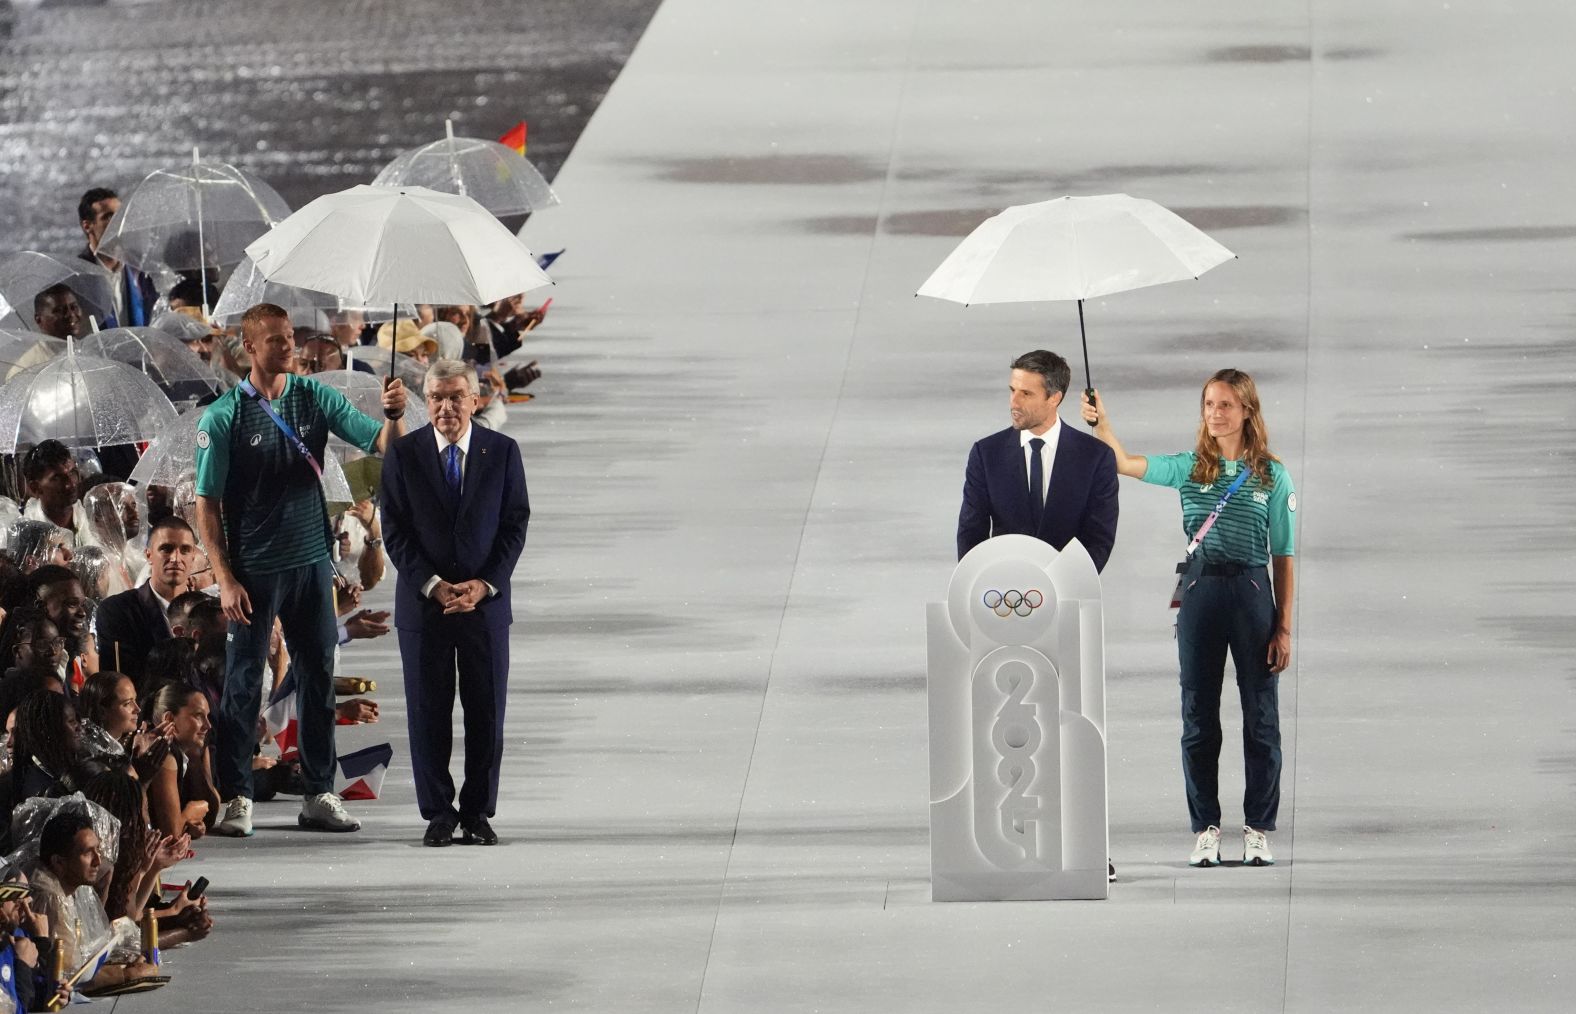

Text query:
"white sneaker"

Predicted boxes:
[[213, 796, 254, 837], [1189, 825, 1222, 867], [1243, 826, 1275, 866], [299, 792, 361, 833]]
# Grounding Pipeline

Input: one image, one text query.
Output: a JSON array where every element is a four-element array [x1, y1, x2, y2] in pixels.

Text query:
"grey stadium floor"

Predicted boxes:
[[5, 0, 1576, 1011]]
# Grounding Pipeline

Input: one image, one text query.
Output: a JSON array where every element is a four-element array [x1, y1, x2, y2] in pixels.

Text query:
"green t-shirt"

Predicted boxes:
[[194, 374, 383, 576], [1140, 452, 1297, 565]]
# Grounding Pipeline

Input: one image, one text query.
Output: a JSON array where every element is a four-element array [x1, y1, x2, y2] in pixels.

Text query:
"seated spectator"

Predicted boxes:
[[166, 591, 225, 643], [0, 603, 69, 685], [420, 320, 465, 361], [30, 566, 90, 684], [20, 441, 104, 551], [0, 866, 67, 1012], [376, 319, 438, 365], [144, 683, 219, 840], [139, 637, 196, 700], [31, 284, 86, 340], [11, 690, 83, 799], [76, 671, 171, 782], [333, 498, 385, 592], [297, 335, 345, 375], [80, 771, 206, 943], [93, 516, 197, 685], [69, 545, 130, 600], [6, 521, 73, 575], [25, 812, 160, 992]]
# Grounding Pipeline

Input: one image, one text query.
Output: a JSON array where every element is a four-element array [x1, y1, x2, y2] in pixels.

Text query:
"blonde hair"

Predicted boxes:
[[1190, 368, 1279, 488]]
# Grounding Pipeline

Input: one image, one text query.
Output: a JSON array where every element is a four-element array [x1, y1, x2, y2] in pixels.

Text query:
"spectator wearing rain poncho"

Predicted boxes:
[[19, 442, 108, 554]]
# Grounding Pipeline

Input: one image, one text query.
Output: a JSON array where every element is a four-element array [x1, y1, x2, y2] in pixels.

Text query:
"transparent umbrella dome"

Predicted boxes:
[[98, 155, 293, 273], [374, 135, 560, 217], [0, 251, 118, 332], [78, 326, 221, 406], [128, 403, 355, 504], [310, 368, 430, 503], [0, 340, 177, 453], [339, 347, 430, 391]]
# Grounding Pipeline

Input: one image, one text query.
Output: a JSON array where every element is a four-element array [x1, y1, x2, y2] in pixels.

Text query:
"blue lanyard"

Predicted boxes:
[[1185, 463, 1253, 556], [239, 378, 323, 478]]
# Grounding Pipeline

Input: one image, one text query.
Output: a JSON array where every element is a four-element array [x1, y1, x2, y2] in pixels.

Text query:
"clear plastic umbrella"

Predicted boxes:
[[128, 402, 355, 504], [373, 120, 560, 217], [0, 251, 118, 332], [78, 326, 221, 406], [340, 346, 429, 390], [211, 254, 413, 328], [0, 329, 67, 381], [310, 369, 429, 502], [0, 339, 178, 453], [97, 147, 293, 311]]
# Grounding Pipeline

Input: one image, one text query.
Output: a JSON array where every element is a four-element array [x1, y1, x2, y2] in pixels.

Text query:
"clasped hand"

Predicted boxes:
[[432, 579, 488, 614]]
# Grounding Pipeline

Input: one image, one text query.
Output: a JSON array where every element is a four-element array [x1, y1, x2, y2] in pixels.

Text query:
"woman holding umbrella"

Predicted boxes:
[[1082, 370, 1297, 869]]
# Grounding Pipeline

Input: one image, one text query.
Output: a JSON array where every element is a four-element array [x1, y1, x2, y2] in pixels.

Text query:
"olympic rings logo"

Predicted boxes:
[[982, 589, 1044, 618]]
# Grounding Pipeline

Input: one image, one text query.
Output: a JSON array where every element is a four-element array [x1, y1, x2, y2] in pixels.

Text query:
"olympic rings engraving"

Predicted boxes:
[[981, 588, 1045, 618]]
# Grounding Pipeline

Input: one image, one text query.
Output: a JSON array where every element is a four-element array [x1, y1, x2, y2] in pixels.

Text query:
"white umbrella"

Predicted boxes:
[[373, 119, 560, 218], [246, 184, 552, 381], [211, 254, 414, 329], [244, 184, 552, 307], [917, 194, 1235, 396]]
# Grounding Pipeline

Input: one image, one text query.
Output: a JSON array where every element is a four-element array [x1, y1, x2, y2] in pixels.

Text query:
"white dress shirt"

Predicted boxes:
[[1020, 417, 1063, 503]]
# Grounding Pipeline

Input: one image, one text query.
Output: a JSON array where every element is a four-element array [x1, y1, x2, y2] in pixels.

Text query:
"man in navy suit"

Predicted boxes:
[[379, 359, 530, 847], [957, 350, 1119, 570]]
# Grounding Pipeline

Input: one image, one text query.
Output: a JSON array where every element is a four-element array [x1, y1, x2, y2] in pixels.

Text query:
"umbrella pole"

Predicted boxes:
[[1077, 298, 1095, 426], [389, 303, 397, 384], [193, 146, 210, 319]]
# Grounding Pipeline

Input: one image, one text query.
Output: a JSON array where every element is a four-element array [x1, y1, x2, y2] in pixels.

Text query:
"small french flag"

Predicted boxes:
[[335, 743, 394, 801]]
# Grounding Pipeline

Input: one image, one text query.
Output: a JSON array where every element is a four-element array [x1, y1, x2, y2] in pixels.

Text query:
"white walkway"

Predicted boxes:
[[178, 2, 1575, 1011]]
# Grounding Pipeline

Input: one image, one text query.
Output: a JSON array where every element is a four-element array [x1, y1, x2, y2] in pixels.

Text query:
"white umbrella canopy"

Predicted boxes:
[[211, 254, 415, 329], [0, 251, 118, 332], [0, 340, 178, 453], [97, 152, 293, 274], [373, 130, 560, 217], [244, 184, 553, 308], [917, 193, 1235, 397], [78, 326, 221, 406]]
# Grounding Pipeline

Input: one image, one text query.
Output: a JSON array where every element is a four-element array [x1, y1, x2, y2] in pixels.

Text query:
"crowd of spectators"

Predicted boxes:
[[0, 181, 553, 1005]]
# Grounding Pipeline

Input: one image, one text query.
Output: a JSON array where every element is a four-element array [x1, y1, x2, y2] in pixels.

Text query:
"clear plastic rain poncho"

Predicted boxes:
[[0, 329, 66, 383], [4, 519, 73, 571], [0, 343, 178, 453], [374, 134, 560, 217], [70, 545, 130, 599]]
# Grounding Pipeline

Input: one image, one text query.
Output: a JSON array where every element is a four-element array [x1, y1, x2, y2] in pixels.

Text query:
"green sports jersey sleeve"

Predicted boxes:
[[1268, 462, 1297, 556], [193, 394, 237, 498], [307, 377, 384, 453], [1139, 451, 1195, 489]]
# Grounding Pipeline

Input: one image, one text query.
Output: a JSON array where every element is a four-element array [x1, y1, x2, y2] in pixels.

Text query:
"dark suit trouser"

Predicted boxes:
[[399, 612, 509, 821]]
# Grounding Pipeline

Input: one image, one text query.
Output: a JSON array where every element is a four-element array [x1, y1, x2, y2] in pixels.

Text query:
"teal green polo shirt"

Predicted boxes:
[[1141, 452, 1297, 565], [194, 374, 382, 577]]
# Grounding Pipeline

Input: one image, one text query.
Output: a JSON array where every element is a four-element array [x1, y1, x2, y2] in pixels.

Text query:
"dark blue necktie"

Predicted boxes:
[[125, 268, 147, 326], [445, 443, 462, 495], [1029, 437, 1045, 519]]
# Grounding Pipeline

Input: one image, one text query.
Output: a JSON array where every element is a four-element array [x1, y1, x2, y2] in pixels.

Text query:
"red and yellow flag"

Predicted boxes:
[[498, 121, 527, 155]]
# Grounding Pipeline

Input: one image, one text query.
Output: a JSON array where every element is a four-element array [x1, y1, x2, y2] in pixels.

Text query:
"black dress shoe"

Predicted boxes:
[[459, 815, 497, 846], [423, 814, 458, 847]]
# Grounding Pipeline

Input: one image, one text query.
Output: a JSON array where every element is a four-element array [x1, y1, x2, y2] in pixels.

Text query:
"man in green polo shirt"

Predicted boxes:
[[194, 302, 407, 835]]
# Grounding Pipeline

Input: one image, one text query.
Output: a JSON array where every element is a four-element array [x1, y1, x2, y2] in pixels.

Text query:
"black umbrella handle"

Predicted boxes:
[[1078, 299, 1096, 427]]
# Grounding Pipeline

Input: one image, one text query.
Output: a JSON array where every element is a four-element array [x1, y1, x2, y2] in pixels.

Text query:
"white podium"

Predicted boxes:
[[927, 535, 1109, 901]]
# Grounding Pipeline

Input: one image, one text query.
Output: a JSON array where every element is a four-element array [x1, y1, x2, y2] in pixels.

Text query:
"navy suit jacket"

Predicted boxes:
[[95, 582, 169, 686], [957, 423, 1119, 571], [379, 423, 530, 631]]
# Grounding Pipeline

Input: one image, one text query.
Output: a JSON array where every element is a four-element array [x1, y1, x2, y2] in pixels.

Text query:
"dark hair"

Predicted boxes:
[[148, 680, 202, 723], [77, 473, 121, 497], [1010, 350, 1072, 399], [21, 440, 73, 484], [78, 670, 132, 729], [0, 553, 24, 612], [78, 187, 117, 224], [0, 667, 55, 729], [166, 589, 213, 630], [14, 689, 79, 783], [141, 639, 196, 700], [40, 811, 96, 864], [148, 515, 196, 544], [33, 283, 79, 318], [0, 601, 50, 672], [27, 565, 80, 601], [80, 769, 145, 918], [168, 276, 219, 310]]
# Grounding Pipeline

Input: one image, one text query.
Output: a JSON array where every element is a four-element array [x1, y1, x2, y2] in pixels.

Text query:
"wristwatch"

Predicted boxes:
[[364, 537, 384, 548]]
